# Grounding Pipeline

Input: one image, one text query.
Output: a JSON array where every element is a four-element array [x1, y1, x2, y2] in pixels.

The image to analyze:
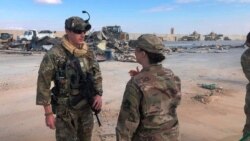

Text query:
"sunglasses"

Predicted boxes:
[[72, 29, 86, 34], [135, 48, 143, 52]]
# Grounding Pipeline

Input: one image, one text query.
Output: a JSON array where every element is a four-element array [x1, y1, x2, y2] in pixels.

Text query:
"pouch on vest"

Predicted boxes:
[[67, 55, 88, 110]]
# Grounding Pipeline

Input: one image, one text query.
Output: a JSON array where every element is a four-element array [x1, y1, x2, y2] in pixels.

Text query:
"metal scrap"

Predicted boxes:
[[86, 26, 137, 62]]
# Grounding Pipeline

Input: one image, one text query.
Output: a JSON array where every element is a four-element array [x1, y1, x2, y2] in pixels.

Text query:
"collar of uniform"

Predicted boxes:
[[141, 64, 162, 72]]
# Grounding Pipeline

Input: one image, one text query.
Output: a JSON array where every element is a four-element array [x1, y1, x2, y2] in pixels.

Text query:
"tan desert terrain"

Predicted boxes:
[[0, 48, 247, 141]]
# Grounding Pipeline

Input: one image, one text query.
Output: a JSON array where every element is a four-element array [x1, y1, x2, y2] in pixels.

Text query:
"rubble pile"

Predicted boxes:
[[86, 27, 136, 62], [0, 28, 245, 62]]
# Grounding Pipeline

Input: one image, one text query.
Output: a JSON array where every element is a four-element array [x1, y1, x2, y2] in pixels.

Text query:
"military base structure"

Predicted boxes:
[[0, 27, 247, 62], [0, 27, 246, 41]]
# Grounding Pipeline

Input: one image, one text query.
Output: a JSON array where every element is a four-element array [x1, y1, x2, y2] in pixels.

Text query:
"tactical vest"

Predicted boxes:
[[52, 45, 94, 109], [133, 66, 181, 132]]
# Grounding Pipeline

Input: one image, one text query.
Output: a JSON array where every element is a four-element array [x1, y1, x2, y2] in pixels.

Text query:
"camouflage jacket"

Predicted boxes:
[[116, 64, 181, 141], [36, 43, 103, 106], [241, 48, 250, 82]]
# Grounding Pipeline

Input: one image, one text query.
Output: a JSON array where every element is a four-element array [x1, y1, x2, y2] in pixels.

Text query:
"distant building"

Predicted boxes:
[[171, 28, 174, 35]]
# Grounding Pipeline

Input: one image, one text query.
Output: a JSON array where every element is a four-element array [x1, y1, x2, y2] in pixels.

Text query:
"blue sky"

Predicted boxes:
[[0, 0, 250, 35]]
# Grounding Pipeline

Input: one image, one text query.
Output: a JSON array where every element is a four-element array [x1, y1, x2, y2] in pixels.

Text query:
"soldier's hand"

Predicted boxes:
[[92, 95, 102, 111], [45, 114, 56, 130], [129, 66, 140, 77]]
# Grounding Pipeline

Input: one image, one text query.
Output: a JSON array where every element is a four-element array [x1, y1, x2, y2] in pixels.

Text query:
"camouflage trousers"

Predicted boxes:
[[55, 104, 94, 141], [244, 83, 250, 136]]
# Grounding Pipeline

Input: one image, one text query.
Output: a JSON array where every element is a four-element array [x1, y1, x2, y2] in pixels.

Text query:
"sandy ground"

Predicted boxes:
[[0, 48, 247, 141]]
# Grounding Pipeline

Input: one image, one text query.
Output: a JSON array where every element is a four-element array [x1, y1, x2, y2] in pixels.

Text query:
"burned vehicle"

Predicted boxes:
[[18, 30, 55, 43], [204, 32, 223, 41], [180, 31, 201, 41], [102, 25, 129, 41], [0, 33, 14, 44]]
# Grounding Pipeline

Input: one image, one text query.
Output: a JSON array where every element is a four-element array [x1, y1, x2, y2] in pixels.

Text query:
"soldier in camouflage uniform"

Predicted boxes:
[[36, 16, 103, 141], [116, 34, 181, 141], [241, 32, 250, 140]]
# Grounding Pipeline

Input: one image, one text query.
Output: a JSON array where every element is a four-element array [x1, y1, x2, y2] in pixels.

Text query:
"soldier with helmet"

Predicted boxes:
[[241, 32, 250, 140], [36, 14, 103, 141], [116, 34, 181, 141]]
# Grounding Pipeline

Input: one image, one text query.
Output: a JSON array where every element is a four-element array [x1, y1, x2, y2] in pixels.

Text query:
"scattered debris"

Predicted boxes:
[[197, 83, 223, 92], [192, 83, 223, 104], [192, 93, 220, 104], [192, 94, 212, 104]]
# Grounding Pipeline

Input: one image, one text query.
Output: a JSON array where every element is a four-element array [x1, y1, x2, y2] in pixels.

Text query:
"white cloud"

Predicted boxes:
[[143, 5, 176, 13], [35, 0, 62, 4], [217, 0, 250, 3], [176, 0, 200, 4]]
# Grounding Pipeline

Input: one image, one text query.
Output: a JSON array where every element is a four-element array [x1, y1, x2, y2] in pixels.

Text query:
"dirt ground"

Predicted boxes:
[[0, 48, 247, 141]]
